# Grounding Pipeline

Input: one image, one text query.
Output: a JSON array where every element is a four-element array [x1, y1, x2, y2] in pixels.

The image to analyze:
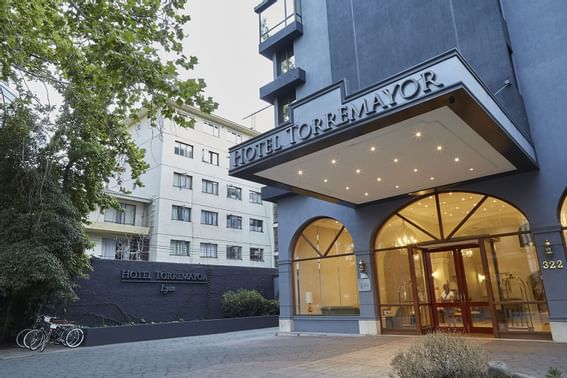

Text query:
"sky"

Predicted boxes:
[[184, 0, 274, 131]]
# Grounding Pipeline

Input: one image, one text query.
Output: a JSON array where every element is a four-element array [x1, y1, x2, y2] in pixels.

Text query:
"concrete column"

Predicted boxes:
[[278, 260, 295, 332], [532, 228, 567, 342], [355, 249, 380, 335]]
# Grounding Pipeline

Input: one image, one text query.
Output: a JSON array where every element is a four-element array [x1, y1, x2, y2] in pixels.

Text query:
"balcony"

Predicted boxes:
[[260, 67, 305, 103], [256, 0, 302, 58]]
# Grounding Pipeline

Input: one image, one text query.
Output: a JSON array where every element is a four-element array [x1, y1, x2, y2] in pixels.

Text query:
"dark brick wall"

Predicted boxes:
[[59, 259, 277, 327]]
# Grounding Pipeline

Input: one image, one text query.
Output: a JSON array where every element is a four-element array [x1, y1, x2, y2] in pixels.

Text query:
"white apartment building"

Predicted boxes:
[[85, 106, 275, 268]]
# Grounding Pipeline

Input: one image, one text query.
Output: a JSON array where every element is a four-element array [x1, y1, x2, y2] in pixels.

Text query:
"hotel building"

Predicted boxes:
[[229, 1, 567, 340]]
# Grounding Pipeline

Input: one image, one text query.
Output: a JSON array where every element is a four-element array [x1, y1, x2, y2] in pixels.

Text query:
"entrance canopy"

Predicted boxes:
[[229, 51, 537, 205]]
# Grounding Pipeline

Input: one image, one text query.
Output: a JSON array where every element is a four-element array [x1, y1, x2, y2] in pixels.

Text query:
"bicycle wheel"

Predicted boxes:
[[40, 329, 52, 352], [64, 328, 84, 348], [16, 328, 32, 348], [25, 330, 45, 351]]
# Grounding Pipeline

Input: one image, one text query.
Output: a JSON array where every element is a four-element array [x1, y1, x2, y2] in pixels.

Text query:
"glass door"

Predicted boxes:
[[427, 249, 467, 331], [425, 246, 494, 333]]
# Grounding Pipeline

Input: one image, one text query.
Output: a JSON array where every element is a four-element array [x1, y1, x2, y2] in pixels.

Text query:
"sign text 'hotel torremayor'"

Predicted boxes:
[[231, 70, 444, 169], [120, 269, 208, 283]]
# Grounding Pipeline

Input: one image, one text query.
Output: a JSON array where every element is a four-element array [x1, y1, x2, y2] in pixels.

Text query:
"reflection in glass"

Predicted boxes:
[[439, 193, 483, 237], [454, 197, 528, 237], [381, 305, 416, 330], [293, 218, 359, 316], [398, 195, 441, 239], [375, 216, 435, 249]]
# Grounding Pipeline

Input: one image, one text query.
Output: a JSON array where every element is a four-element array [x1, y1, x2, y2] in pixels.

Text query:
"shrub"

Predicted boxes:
[[390, 333, 488, 378], [221, 289, 278, 318]]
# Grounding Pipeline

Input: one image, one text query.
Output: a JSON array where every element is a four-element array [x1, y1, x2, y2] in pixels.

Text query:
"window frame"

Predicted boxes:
[[202, 179, 219, 195], [250, 247, 264, 262], [227, 214, 243, 230], [250, 218, 264, 232], [202, 149, 220, 166], [249, 190, 263, 204], [201, 210, 219, 226], [227, 245, 242, 260], [227, 185, 242, 200], [200, 242, 218, 258], [173, 172, 192, 189], [174, 140, 194, 158], [170, 240, 191, 256], [171, 205, 191, 222]]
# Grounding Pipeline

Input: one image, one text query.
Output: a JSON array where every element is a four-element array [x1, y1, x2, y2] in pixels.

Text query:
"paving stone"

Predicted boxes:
[[1, 328, 567, 377]]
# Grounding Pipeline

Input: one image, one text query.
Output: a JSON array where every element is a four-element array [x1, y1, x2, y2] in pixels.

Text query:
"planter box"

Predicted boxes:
[[83, 315, 278, 346]]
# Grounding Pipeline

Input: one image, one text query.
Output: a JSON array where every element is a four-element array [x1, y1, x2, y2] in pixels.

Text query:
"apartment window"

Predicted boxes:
[[173, 172, 192, 189], [201, 210, 218, 226], [200, 243, 218, 258], [203, 121, 220, 137], [202, 149, 219, 165], [227, 245, 242, 260], [273, 225, 279, 252], [277, 46, 295, 76], [250, 218, 264, 232], [104, 203, 136, 225], [227, 185, 242, 200], [227, 215, 242, 230], [226, 130, 242, 144], [202, 179, 219, 195], [277, 93, 295, 125], [174, 141, 193, 158], [170, 240, 190, 256], [250, 248, 264, 262], [249, 191, 262, 204], [171, 205, 191, 222]]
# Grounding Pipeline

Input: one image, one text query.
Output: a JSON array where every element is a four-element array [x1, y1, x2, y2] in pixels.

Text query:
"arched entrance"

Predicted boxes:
[[292, 218, 359, 316], [374, 192, 551, 338]]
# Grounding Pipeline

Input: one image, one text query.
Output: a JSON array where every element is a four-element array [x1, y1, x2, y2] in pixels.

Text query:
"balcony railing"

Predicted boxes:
[[258, 0, 302, 42]]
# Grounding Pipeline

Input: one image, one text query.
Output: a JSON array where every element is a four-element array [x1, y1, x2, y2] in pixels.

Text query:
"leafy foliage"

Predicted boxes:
[[0, 104, 91, 339], [0, 0, 215, 340], [221, 290, 279, 318], [547, 367, 563, 378], [0, 0, 217, 217], [390, 333, 488, 378]]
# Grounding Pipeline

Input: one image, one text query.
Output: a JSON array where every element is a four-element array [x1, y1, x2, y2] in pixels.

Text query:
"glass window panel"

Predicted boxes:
[[380, 305, 416, 330], [375, 249, 413, 304], [498, 303, 550, 333], [453, 198, 528, 237], [375, 215, 436, 249], [294, 235, 319, 260], [122, 204, 135, 225], [429, 251, 459, 304], [460, 247, 489, 302], [469, 306, 493, 329], [439, 193, 484, 237], [398, 195, 441, 239], [294, 256, 359, 316], [413, 250, 429, 304], [420, 305, 432, 327]]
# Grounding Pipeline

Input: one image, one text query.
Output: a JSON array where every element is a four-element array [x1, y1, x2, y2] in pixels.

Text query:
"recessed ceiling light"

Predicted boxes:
[[436, 145, 443, 151], [454, 157, 460, 162], [356, 169, 361, 174], [377, 177, 382, 182], [415, 131, 422, 138], [323, 179, 328, 183], [331, 159, 336, 164], [395, 185, 400, 189], [469, 167, 474, 171], [430, 177, 435, 181], [393, 158, 399, 163], [298, 170, 303, 175], [413, 168, 418, 173], [370, 146, 376, 152], [345, 186, 350, 190], [364, 192, 369, 196]]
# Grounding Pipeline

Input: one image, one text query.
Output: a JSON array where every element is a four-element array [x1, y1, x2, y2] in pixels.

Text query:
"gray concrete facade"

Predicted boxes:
[[250, 0, 567, 340]]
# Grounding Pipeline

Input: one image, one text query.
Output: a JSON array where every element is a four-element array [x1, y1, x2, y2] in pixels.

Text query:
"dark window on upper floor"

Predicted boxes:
[[277, 45, 295, 76], [104, 203, 136, 225], [277, 93, 295, 125], [174, 141, 193, 158]]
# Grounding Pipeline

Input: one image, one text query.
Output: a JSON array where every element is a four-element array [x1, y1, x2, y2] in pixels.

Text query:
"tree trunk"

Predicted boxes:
[[1, 298, 13, 344]]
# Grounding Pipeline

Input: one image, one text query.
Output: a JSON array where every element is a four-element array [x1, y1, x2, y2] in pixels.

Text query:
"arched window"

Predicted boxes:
[[374, 192, 549, 337], [293, 218, 359, 316]]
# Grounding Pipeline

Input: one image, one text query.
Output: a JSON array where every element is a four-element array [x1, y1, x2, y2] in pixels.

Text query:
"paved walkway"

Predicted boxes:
[[1, 328, 566, 377]]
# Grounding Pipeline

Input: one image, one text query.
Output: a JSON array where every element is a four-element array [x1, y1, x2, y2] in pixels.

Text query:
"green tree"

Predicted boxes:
[[0, 0, 216, 340]]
